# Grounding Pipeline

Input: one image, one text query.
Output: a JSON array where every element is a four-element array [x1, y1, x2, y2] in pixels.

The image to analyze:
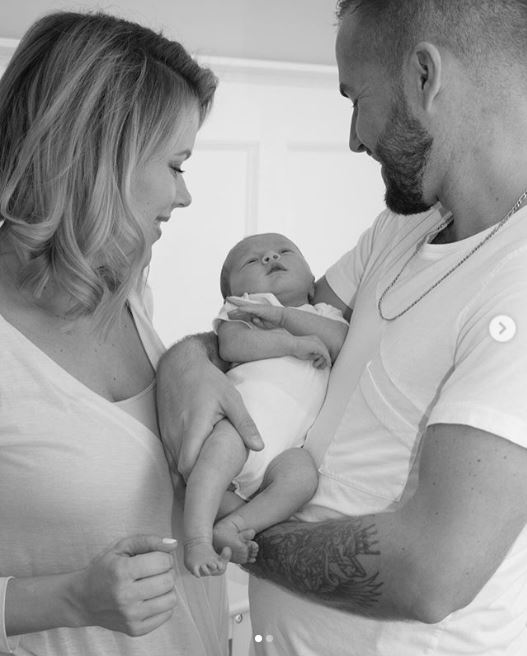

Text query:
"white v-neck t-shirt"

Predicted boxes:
[[0, 286, 228, 656]]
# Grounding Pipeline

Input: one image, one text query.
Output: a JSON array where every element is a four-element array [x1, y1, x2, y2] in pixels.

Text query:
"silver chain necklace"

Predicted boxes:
[[378, 189, 527, 321]]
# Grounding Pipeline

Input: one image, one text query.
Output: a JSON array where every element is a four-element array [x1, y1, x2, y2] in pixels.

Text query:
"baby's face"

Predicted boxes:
[[227, 234, 314, 305]]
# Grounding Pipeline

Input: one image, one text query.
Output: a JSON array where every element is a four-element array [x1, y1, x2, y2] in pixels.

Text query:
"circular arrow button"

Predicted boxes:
[[489, 315, 516, 343]]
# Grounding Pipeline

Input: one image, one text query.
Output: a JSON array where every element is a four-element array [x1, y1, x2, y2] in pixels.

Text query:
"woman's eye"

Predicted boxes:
[[170, 165, 185, 174]]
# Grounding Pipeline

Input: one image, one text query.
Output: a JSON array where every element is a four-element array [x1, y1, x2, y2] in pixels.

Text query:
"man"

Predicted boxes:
[[157, 1, 527, 653]]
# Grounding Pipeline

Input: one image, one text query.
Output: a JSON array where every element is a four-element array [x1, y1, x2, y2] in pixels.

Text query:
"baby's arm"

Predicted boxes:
[[279, 307, 347, 362], [217, 320, 331, 369], [227, 303, 347, 363]]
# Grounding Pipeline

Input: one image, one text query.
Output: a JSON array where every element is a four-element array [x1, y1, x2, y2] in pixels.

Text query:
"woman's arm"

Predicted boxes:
[[4, 535, 178, 638], [156, 333, 264, 480]]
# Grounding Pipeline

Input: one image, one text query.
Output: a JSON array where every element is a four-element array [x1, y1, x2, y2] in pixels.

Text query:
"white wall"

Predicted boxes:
[[0, 0, 338, 65]]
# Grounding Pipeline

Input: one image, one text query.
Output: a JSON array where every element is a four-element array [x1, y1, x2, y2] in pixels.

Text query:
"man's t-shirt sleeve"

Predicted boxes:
[[325, 209, 392, 308], [428, 247, 527, 448]]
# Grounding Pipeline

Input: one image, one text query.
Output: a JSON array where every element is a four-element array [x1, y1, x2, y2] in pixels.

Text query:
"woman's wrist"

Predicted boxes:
[[5, 570, 86, 637]]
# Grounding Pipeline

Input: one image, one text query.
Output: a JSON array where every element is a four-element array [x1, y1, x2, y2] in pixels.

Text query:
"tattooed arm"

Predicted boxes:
[[249, 517, 386, 613], [247, 424, 527, 622]]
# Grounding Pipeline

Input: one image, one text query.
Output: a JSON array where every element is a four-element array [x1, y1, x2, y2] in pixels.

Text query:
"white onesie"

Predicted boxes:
[[213, 292, 347, 499]]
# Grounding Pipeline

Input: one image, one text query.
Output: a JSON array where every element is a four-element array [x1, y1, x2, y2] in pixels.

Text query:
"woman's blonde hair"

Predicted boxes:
[[0, 11, 217, 328]]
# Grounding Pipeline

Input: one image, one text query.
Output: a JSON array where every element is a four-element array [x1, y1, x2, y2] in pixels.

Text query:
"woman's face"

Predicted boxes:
[[130, 103, 200, 263]]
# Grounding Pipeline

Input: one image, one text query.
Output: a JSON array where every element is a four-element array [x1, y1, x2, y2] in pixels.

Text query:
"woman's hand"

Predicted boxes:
[[227, 298, 284, 330], [72, 535, 179, 636], [157, 335, 264, 480]]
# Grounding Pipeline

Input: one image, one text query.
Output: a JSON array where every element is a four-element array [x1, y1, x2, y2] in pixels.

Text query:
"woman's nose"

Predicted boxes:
[[262, 250, 280, 264], [175, 177, 192, 208]]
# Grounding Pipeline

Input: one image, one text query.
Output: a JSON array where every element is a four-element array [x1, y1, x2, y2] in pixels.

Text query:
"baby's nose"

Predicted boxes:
[[262, 250, 280, 264]]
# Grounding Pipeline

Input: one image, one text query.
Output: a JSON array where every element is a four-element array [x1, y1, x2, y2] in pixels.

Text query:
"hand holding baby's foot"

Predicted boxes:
[[184, 537, 231, 577], [213, 516, 259, 564]]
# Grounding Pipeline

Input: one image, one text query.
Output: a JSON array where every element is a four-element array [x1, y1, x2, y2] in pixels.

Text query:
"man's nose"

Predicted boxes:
[[262, 250, 280, 264], [349, 109, 366, 154]]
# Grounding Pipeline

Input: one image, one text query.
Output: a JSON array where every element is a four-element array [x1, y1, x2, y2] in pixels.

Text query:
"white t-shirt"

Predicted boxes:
[[249, 205, 527, 656], [0, 287, 228, 656], [214, 292, 346, 499]]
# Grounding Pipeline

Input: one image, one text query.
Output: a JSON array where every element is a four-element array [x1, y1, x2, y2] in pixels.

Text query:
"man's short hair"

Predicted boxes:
[[336, 0, 527, 83]]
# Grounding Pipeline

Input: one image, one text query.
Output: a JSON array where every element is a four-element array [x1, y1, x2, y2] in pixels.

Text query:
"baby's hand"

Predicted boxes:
[[292, 335, 331, 369], [227, 299, 284, 330]]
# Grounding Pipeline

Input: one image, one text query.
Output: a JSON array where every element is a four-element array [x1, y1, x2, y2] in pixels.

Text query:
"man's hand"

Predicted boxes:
[[156, 335, 264, 480]]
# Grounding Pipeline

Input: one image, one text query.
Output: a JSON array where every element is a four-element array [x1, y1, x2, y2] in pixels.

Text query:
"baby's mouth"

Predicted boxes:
[[267, 263, 287, 274]]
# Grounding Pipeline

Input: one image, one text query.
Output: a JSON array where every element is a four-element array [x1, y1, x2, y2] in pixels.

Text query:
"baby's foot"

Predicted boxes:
[[184, 537, 231, 577], [213, 516, 259, 564]]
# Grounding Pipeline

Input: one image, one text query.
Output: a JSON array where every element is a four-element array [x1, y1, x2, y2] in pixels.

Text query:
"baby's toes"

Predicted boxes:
[[239, 528, 256, 543], [247, 540, 259, 562], [198, 563, 212, 577]]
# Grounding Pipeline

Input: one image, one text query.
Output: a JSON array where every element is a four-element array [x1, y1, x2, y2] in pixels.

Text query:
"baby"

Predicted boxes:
[[183, 233, 349, 577]]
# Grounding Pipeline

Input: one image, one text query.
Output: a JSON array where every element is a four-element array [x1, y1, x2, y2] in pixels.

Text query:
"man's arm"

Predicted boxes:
[[247, 423, 527, 622], [313, 276, 352, 322]]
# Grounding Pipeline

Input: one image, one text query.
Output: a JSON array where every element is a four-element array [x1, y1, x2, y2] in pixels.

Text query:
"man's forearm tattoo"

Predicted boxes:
[[248, 517, 383, 611]]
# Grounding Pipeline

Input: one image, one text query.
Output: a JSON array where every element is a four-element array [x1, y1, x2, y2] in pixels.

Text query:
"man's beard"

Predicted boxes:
[[376, 92, 434, 215]]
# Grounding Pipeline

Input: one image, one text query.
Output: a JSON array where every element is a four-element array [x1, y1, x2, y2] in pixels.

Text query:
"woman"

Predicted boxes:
[[0, 10, 227, 655]]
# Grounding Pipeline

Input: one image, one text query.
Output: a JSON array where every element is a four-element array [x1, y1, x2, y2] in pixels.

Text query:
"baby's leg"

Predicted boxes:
[[184, 418, 254, 577], [213, 447, 318, 560]]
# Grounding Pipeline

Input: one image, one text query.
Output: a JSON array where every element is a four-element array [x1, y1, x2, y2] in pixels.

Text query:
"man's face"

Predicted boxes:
[[376, 91, 433, 215], [336, 12, 434, 215]]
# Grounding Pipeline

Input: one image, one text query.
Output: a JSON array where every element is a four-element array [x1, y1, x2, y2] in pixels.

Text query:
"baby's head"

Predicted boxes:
[[220, 233, 315, 307]]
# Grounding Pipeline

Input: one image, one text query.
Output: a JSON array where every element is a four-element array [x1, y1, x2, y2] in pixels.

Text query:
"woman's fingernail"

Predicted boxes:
[[162, 538, 178, 545]]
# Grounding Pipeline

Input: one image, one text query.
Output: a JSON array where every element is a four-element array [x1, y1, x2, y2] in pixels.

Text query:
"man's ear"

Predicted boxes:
[[408, 41, 442, 112]]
